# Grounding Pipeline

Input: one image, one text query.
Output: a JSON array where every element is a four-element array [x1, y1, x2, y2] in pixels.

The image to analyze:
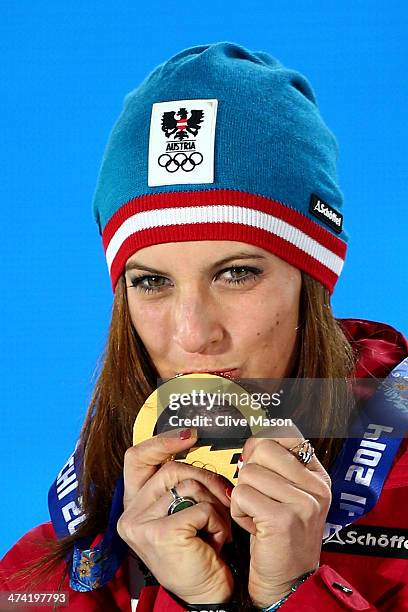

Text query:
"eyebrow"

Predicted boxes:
[[124, 251, 266, 274]]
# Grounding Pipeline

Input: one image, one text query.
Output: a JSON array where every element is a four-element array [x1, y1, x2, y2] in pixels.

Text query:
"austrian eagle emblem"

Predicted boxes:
[[161, 108, 204, 140]]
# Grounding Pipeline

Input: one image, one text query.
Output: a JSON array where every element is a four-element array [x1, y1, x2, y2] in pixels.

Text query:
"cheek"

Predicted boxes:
[[127, 299, 169, 352], [233, 284, 299, 347], [244, 296, 296, 329], [227, 304, 281, 348]]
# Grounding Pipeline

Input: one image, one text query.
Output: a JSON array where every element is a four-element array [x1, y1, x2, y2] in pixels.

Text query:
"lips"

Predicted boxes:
[[176, 368, 241, 379]]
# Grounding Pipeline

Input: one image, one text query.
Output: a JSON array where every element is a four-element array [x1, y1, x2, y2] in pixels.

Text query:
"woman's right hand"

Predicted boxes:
[[117, 428, 234, 605]]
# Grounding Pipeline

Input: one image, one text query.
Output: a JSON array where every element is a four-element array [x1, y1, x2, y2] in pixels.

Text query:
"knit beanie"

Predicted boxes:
[[92, 42, 347, 294]]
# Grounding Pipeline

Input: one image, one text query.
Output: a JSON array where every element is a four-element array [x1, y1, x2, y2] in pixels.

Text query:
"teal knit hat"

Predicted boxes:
[[93, 42, 347, 293]]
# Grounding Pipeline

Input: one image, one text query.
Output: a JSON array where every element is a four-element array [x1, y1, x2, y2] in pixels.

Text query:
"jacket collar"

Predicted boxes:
[[338, 318, 408, 378]]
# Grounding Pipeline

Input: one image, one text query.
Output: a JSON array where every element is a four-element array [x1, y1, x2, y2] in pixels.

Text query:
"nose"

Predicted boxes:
[[171, 290, 224, 353]]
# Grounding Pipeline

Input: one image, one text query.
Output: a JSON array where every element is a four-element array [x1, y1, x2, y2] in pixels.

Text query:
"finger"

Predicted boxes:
[[131, 461, 232, 514], [230, 483, 287, 535], [237, 463, 325, 518], [231, 482, 326, 544], [123, 428, 198, 503], [242, 439, 331, 500], [141, 479, 232, 543], [121, 490, 232, 558], [243, 432, 330, 482], [165, 500, 232, 555]]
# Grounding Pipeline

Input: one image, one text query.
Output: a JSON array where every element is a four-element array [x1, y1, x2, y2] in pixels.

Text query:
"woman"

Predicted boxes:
[[1, 42, 407, 611]]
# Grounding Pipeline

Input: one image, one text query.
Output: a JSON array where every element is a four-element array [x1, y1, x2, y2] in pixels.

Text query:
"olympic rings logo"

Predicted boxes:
[[190, 460, 218, 473], [160, 459, 218, 474], [158, 152, 203, 173]]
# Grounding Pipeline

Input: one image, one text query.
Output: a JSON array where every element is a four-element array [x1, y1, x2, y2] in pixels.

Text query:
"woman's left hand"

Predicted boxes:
[[230, 431, 332, 608]]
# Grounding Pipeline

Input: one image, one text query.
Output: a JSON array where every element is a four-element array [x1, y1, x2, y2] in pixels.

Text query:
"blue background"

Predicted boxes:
[[1, 2, 407, 557]]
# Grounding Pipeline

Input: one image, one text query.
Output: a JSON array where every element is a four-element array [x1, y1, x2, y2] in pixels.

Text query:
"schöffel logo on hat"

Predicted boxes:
[[309, 194, 343, 234], [148, 99, 218, 187]]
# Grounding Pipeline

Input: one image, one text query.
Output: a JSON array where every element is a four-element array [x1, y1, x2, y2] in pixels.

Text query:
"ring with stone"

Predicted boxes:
[[288, 439, 314, 465], [167, 486, 197, 515]]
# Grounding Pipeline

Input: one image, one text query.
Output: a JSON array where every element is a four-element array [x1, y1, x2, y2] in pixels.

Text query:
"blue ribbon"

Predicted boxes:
[[48, 358, 408, 591], [48, 441, 127, 591], [69, 477, 126, 592], [324, 356, 408, 540]]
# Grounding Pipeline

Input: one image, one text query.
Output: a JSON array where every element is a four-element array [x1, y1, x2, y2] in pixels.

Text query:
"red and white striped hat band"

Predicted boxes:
[[102, 189, 347, 294]]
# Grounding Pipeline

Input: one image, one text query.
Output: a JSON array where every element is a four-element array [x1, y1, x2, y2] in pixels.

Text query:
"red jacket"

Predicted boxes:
[[1, 319, 407, 611]]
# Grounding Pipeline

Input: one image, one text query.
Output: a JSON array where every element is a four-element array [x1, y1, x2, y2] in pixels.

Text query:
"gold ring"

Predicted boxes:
[[288, 439, 314, 465]]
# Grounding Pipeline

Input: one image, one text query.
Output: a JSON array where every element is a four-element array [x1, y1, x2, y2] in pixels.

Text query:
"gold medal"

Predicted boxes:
[[133, 373, 268, 484]]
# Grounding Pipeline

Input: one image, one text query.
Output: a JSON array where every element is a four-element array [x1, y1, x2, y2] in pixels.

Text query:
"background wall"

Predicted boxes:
[[1, 1, 407, 557]]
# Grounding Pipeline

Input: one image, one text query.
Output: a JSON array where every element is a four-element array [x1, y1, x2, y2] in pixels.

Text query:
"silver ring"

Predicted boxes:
[[288, 439, 314, 465], [167, 486, 197, 515]]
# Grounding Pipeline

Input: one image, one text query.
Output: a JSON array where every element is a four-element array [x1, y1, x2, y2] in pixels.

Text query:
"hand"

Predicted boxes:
[[117, 428, 234, 605], [230, 429, 331, 608]]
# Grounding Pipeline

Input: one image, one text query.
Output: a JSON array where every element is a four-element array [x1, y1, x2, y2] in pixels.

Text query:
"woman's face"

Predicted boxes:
[[124, 241, 302, 380]]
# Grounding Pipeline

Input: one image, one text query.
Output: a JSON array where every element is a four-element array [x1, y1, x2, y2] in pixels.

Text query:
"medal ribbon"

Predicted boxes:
[[48, 358, 408, 590]]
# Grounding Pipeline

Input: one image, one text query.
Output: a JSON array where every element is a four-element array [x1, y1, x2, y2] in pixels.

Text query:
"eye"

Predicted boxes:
[[127, 275, 172, 294], [126, 265, 263, 294], [217, 266, 262, 286]]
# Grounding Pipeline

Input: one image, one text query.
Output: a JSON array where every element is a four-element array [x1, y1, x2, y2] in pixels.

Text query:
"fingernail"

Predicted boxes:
[[179, 428, 197, 440], [237, 454, 244, 472], [225, 485, 234, 500]]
